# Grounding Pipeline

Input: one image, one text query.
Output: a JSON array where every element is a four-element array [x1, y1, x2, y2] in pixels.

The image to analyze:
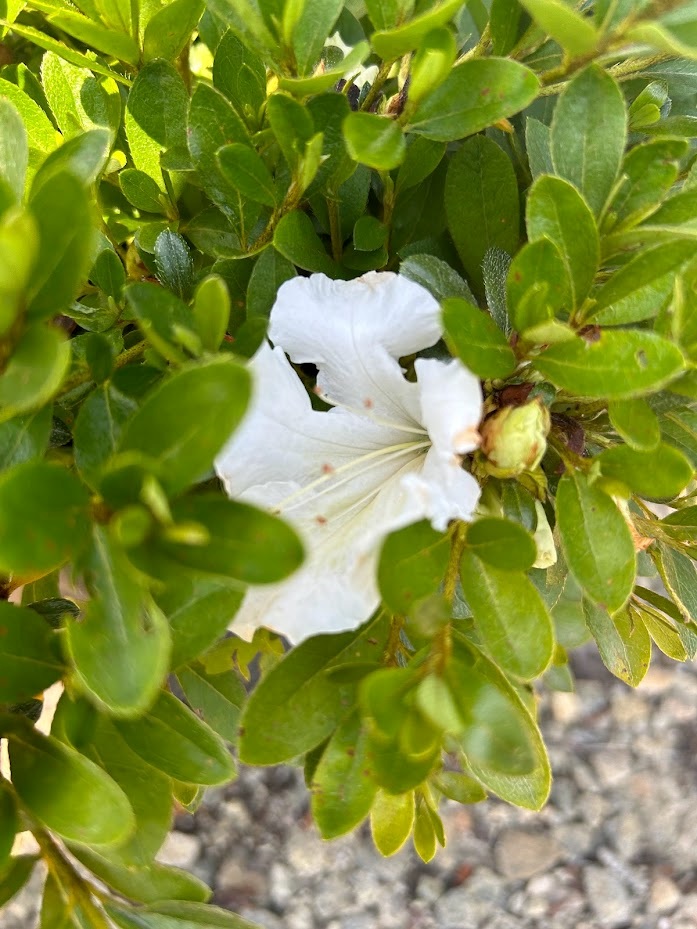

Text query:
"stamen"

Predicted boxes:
[[275, 440, 431, 513], [313, 387, 428, 436]]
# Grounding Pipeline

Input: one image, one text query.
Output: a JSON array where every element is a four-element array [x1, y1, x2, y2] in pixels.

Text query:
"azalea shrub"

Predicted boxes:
[[1, 0, 697, 924]]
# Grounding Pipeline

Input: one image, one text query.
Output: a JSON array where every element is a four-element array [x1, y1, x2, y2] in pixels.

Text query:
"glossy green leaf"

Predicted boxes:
[[118, 356, 251, 496], [125, 282, 198, 364], [311, 711, 376, 839], [408, 58, 540, 142], [240, 614, 389, 764], [343, 112, 406, 171], [378, 520, 449, 614], [400, 253, 474, 303], [550, 64, 626, 217], [212, 30, 266, 131], [556, 471, 635, 612], [0, 601, 63, 703], [526, 175, 598, 310], [583, 601, 651, 687], [466, 517, 537, 571], [445, 135, 519, 292], [114, 690, 235, 785], [65, 528, 171, 716], [6, 717, 134, 845], [246, 247, 296, 317], [460, 550, 554, 679], [442, 296, 516, 378], [0, 462, 88, 576], [599, 443, 693, 501], [534, 330, 685, 399]]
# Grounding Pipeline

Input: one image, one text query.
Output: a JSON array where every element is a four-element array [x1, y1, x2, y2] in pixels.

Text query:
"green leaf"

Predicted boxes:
[[608, 398, 661, 451], [433, 770, 486, 804], [0, 601, 63, 703], [273, 210, 339, 276], [177, 662, 245, 744], [460, 550, 554, 679], [126, 60, 188, 190], [293, 0, 344, 74], [660, 505, 697, 543], [118, 356, 251, 496], [395, 137, 445, 195], [525, 117, 553, 180], [154, 230, 195, 302], [466, 517, 537, 571], [65, 528, 171, 716], [550, 64, 626, 217], [239, 614, 389, 764], [490, 0, 528, 56], [245, 247, 295, 318], [0, 462, 88, 576], [114, 690, 235, 786], [0, 78, 56, 181], [534, 330, 685, 399], [0, 406, 51, 470], [0, 98, 27, 203], [370, 789, 414, 856], [408, 58, 540, 142], [583, 601, 651, 687], [311, 710, 376, 839], [636, 604, 689, 662], [599, 443, 693, 502], [192, 275, 230, 353], [652, 542, 697, 623], [217, 142, 277, 206], [154, 494, 303, 585], [125, 282, 198, 364], [0, 783, 19, 872], [143, 0, 205, 62], [0, 856, 37, 910], [0, 325, 70, 422], [526, 175, 598, 310], [378, 520, 449, 614], [400, 253, 475, 303], [589, 241, 697, 326], [451, 637, 551, 809], [120, 168, 167, 213], [40, 52, 115, 139], [442, 296, 516, 378], [212, 30, 266, 131], [371, 0, 465, 59], [519, 0, 598, 55], [278, 42, 370, 96], [556, 471, 635, 612], [27, 170, 93, 319], [156, 575, 243, 670], [343, 112, 406, 171], [612, 138, 685, 227], [68, 845, 210, 906], [106, 900, 259, 929], [445, 135, 519, 292], [412, 802, 437, 862], [73, 382, 137, 486], [5, 717, 134, 845], [30, 4, 139, 64], [507, 238, 570, 332], [353, 215, 387, 251]]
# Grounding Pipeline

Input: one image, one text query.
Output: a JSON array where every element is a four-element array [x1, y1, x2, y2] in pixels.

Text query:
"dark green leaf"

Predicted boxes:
[[0, 856, 37, 909], [400, 254, 475, 303], [213, 30, 266, 131], [246, 248, 296, 317], [378, 520, 449, 614], [155, 231, 195, 302], [73, 382, 137, 486], [343, 112, 406, 171], [217, 143, 277, 206], [273, 211, 339, 276], [0, 601, 63, 703], [0, 406, 51, 470], [466, 517, 537, 571]]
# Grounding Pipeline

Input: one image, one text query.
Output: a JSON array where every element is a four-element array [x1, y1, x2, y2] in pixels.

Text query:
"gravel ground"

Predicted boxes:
[[4, 650, 697, 929]]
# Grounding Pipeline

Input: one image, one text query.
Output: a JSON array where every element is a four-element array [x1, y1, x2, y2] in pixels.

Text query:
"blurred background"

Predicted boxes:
[[4, 647, 697, 929]]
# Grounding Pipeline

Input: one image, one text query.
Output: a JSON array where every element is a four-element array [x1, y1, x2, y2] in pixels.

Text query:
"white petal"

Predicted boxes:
[[414, 357, 483, 456], [268, 272, 442, 424], [401, 446, 481, 533], [230, 458, 427, 643], [215, 342, 411, 500]]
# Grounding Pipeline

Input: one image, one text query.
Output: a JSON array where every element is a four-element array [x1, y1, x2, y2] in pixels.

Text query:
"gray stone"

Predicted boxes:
[[434, 868, 506, 929], [494, 829, 563, 879], [156, 830, 201, 870], [583, 865, 636, 928]]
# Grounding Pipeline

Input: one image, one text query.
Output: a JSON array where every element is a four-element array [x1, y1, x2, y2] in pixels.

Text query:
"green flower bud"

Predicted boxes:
[[480, 400, 550, 477]]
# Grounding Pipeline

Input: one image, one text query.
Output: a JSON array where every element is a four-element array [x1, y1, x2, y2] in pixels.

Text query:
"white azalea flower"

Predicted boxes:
[[215, 272, 483, 643]]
